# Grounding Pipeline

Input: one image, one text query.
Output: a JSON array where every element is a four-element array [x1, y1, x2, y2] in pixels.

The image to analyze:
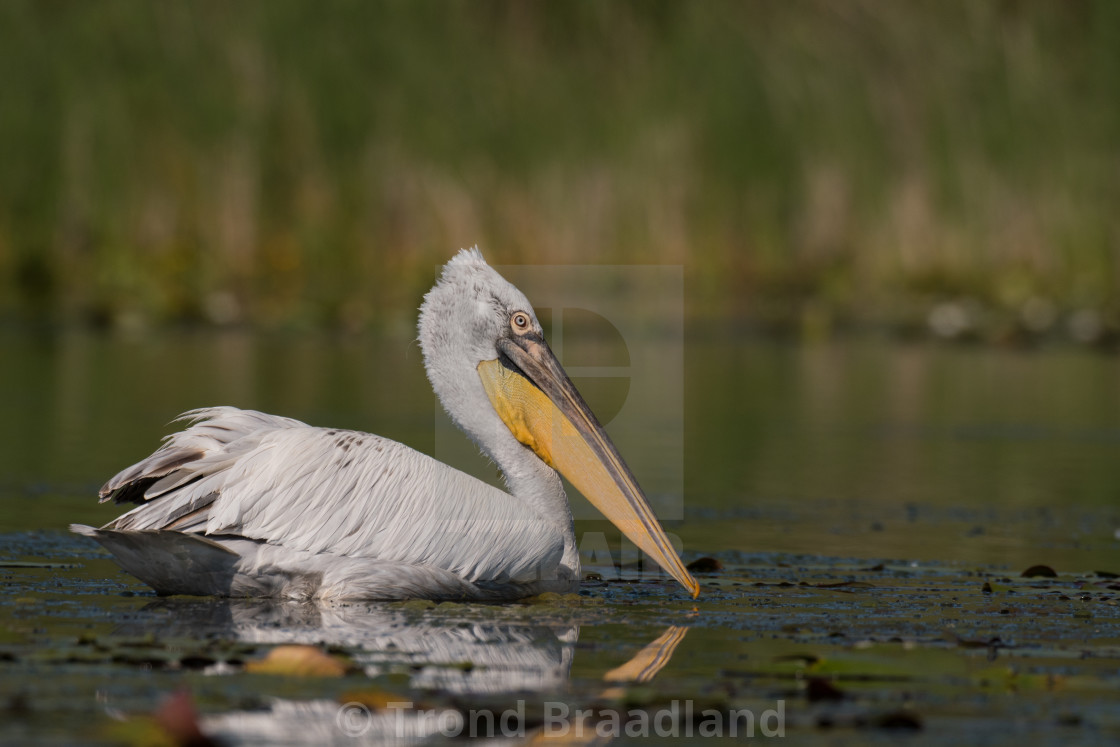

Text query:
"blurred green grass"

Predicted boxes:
[[0, 0, 1117, 336]]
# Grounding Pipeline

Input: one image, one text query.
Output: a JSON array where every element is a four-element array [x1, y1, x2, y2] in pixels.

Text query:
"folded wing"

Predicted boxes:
[[101, 407, 563, 584]]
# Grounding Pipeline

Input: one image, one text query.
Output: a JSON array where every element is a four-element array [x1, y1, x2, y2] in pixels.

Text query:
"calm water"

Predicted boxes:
[[2, 326, 1119, 743]]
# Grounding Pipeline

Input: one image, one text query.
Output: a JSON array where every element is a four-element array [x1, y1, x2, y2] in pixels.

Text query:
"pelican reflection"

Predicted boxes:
[[132, 597, 577, 695], [122, 598, 689, 744]]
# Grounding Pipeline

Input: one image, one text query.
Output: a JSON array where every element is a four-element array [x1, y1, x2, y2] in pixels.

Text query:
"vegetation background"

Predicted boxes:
[[1, 0, 1118, 340]]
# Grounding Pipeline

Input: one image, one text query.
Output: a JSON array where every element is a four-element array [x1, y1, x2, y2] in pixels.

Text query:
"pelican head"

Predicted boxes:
[[419, 248, 699, 598]]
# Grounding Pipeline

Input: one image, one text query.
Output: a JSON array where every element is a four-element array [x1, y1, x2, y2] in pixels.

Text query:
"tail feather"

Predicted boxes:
[[98, 406, 307, 504], [99, 442, 206, 504], [96, 407, 311, 533], [69, 524, 241, 596]]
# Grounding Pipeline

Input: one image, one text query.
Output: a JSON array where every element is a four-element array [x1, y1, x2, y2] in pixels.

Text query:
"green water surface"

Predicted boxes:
[[1, 327, 1118, 744]]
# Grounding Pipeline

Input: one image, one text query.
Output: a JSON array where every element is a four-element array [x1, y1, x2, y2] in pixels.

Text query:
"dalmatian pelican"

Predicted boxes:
[[72, 248, 699, 601]]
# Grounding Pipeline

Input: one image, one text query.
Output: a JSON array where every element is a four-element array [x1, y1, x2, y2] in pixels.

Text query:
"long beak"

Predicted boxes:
[[477, 332, 699, 598]]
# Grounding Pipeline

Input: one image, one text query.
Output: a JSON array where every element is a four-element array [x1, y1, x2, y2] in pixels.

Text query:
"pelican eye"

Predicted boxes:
[[511, 312, 531, 332]]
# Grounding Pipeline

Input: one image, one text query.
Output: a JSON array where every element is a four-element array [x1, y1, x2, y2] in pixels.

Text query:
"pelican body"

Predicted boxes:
[[73, 249, 698, 601]]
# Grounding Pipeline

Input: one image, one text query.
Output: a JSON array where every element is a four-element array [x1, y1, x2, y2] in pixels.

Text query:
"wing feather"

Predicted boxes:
[[101, 407, 562, 584]]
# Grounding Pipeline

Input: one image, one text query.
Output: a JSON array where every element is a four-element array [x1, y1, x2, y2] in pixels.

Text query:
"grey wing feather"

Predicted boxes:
[[99, 407, 563, 585]]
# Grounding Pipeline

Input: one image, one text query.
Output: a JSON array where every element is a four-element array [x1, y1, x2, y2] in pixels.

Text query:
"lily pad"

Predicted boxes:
[[245, 645, 351, 677]]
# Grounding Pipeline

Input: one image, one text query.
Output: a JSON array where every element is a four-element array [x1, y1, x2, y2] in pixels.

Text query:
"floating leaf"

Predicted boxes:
[[1021, 565, 1057, 578], [245, 645, 349, 677], [686, 557, 723, 573], [153, 690, 217, 747], [339, 688, 415, 710]]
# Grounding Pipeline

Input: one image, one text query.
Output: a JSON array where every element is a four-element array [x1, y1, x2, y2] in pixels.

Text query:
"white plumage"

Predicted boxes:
[[73, 248, 697, 601]]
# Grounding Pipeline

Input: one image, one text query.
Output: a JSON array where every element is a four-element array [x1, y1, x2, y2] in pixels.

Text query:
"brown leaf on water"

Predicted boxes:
[[686, 557, 723, 573], [339, 688, 418, 710], [245, 644, 349, 677], [154, 690, 218, 747], [1021, 565, 1057, 578]]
